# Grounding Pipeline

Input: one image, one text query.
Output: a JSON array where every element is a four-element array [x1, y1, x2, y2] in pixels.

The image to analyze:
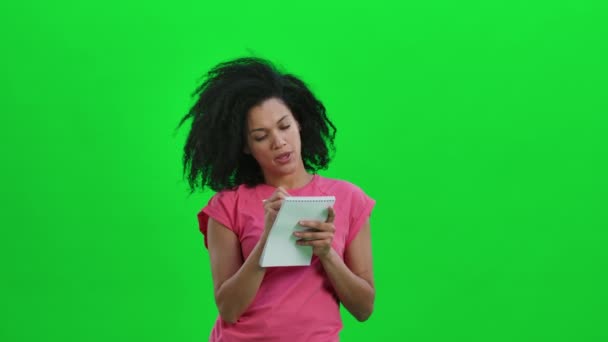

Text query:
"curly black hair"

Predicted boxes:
[[178, 57, 337, 193]]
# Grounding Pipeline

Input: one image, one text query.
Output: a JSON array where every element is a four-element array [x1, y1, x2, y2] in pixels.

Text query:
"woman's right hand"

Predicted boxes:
[[262, 186, 290, 233]]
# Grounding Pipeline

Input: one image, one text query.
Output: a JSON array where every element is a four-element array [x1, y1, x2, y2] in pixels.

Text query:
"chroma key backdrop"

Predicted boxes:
[[1, 1, 607, 341]]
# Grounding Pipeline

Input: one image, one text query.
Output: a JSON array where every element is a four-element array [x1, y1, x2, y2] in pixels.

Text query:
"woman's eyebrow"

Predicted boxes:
[[249, 115, 289, 134], [249, 127, 266, 134]]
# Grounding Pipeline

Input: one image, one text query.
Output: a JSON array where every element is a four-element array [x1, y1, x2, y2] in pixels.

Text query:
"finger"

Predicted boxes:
[[265, 207, 278, 217], [264, 187, 289, 203], [325, 206, 335, 223], [266, 192, 286, 203], [299, 221, 335, 233], [298, 220, 322, 230], [297, 239, 332, 247], [294, 231, 333, 240], [265, 199, 284, 211], [269, 201, 283, 211], [275, 187, 290, 198]]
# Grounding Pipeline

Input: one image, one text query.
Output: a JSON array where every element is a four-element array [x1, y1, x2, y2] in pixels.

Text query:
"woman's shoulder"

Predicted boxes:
[[211, 183, 258, 202], [202, 184, 259, 226]]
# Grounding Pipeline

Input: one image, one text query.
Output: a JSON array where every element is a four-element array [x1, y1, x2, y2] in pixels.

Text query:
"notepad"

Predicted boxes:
[[260, 196, 336, 267]]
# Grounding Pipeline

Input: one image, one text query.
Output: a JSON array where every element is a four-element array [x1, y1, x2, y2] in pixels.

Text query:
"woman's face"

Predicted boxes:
[[244, 97, 303, 178]]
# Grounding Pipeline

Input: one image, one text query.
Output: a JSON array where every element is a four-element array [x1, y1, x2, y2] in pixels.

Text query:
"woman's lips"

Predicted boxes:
[[275, 152, 292, 164]]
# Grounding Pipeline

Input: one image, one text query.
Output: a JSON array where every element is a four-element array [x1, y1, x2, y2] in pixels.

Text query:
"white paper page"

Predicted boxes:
[[260, 196, 335, 267]]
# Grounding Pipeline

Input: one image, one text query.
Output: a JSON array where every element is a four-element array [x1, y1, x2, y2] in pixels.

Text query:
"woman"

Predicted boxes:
[[179, 57, 375, 341]]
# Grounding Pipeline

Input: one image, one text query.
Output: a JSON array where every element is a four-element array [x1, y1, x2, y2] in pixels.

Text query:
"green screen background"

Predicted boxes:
[[2, 1, 607, 341]]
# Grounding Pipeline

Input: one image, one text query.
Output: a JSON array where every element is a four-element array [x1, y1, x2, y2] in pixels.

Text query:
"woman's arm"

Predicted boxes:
[[295, 214, 375, 322], [206, 187, 289, 324], [319, 221, 375, 321], [207, 218, 269, 324]]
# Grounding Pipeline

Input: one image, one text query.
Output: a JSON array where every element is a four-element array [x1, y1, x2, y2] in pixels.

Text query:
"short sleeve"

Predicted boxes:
[[197, 190, 237, 249], [345, 185, 376, 246]]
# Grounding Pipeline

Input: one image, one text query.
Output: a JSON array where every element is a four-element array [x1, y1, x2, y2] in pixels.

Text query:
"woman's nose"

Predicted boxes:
[[272, 134, 287, 149]]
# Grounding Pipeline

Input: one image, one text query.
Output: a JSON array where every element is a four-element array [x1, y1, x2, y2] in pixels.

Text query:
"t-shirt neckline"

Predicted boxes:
[[255, 174, 319, 200]]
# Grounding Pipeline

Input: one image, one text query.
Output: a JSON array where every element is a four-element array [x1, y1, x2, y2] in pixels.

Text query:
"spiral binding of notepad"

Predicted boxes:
[[282, 196, 335, 203]]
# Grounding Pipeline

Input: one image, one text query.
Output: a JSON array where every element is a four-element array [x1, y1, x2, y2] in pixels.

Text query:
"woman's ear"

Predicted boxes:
[[243, 143, 251, 154]]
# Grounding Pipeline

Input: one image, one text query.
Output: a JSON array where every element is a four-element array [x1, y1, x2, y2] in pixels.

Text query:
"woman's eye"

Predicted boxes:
[[280, 125, 291, 130], [254, 136, 266, 142]]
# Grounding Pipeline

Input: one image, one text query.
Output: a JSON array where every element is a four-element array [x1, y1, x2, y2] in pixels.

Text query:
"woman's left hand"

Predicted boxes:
[[294, 207, 336, 259]]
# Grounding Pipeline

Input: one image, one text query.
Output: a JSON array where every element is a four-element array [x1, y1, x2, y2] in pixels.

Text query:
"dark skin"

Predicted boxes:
[[294, 207, 336, 257], [207, 98, 375, 324]]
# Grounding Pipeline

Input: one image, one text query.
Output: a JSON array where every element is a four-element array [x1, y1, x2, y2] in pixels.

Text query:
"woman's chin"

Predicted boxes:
[[275, 165, 297, 175], [266, 163, 299, 177]]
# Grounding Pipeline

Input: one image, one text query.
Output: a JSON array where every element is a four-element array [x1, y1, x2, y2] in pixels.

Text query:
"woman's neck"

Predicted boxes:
[[263, 169, 314, 190]]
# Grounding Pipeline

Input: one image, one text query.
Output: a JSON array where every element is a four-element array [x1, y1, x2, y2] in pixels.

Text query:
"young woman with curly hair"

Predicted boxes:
[[179, 57, 375, 341]]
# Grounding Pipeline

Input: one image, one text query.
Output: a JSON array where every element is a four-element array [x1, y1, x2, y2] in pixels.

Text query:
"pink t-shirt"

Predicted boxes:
[[198, 174, 375, 342]]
